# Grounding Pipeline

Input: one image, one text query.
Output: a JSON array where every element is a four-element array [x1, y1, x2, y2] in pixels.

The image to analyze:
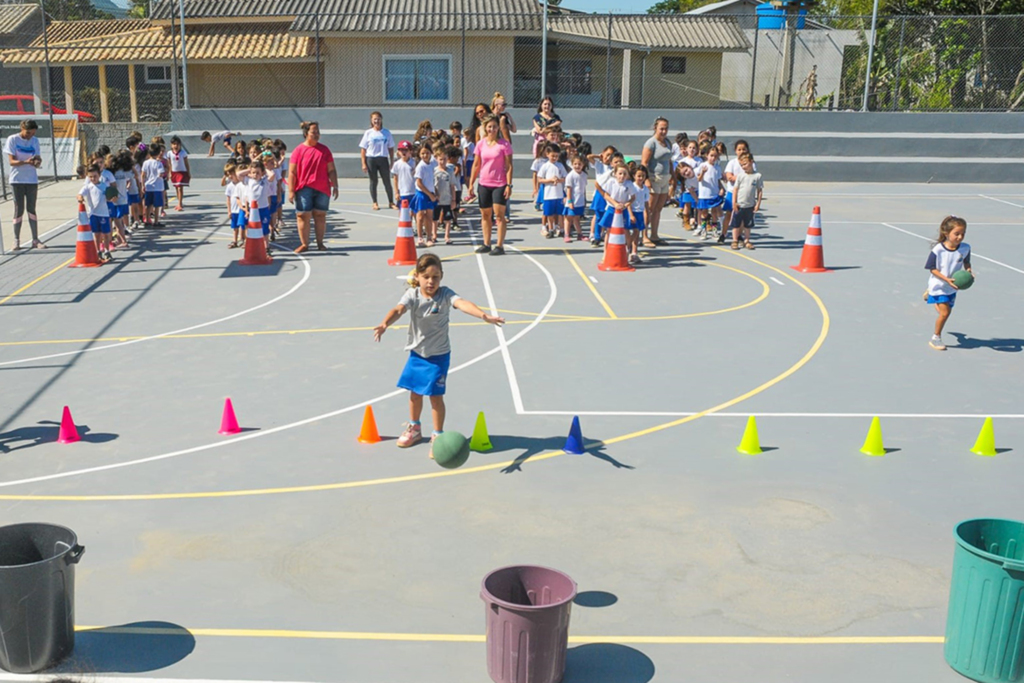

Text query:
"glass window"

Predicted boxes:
[[662, 57, 686, 74], [145, 66, 172, 84], [385, 57, 450, 102]]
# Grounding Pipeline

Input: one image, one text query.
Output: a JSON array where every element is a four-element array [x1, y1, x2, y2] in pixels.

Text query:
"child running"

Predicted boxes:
[[925, 216, 972, 351], [373, 253, 505, 452]]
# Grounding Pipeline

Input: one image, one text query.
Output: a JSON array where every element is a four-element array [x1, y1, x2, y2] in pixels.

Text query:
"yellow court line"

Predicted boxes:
[[563, 249, 617, 318], [73, 625, 943, 645], [0, 257, 76, 306], [0, 247, 822, 502]]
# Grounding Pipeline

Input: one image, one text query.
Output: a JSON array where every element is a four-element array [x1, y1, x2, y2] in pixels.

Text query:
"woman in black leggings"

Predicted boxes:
[[358, 111, 396, 210], [3, 119, 44, 249]]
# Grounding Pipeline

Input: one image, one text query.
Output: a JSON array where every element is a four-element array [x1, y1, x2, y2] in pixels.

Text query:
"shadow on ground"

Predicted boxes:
[[0, 422, 118, 453], [483, 435, 634, 473], [57, 621, 195, 673], [563, 643, 655, 683]]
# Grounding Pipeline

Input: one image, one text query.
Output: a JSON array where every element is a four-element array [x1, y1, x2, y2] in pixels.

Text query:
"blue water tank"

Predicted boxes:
[[756, 2, 807, 29]]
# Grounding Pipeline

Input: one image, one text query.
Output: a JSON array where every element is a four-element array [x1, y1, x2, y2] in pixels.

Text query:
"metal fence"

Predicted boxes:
[[2, 10, 1024, 115]]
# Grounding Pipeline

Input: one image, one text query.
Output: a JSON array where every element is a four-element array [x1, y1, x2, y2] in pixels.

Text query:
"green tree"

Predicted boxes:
[[127, 0, 149, 18], [42, 0, 113, 20]]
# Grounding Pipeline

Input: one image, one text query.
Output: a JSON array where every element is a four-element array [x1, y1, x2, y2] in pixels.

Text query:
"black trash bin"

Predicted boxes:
[[0, 523, 84, 673]]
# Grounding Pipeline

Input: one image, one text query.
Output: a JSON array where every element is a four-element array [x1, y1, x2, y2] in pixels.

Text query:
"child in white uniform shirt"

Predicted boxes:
[[536, 143, 567, 239], [925, 216, 973, 351], [77, 164, 112, 261], [562, 156, 588, 242], [167, 136, 190, 211], [391, 142, 416, 213]]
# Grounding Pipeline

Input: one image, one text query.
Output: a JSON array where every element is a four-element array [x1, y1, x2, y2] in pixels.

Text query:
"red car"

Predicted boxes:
[[0, 95, 95, 122]]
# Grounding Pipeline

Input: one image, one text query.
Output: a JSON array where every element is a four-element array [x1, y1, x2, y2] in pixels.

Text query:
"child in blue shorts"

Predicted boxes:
[[536, 143, 566, 239], [629, 165, 650, 264], [374, 253, 505, 454], [925, 216, 972, 351], [562, 156, 588, 242], [78, 163, 113, 261]]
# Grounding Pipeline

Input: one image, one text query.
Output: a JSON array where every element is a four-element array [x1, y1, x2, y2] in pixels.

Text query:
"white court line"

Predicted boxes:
[[519, 411, 1024, 419], [0, 235, 312, 367], [979, 194, 1024, 209], [769, 276, 786, 286], [0, 236, 558, 489], [589, 275, 598, 283], [880, 223, 1024, 276]]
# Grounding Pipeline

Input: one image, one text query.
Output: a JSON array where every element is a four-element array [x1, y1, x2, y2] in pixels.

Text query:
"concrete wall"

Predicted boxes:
[[720, 28, 861, 107], [189, 63, 319, 108], [635, 51, 723, 109], [322, 35, 514, 107], [79, 121, 168, 161]]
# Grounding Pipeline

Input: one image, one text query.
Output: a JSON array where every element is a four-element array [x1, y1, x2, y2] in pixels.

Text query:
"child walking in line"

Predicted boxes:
[[373, 253, 505, 452], [111, 151, 132, 247], [432, 145, 456, 245], [722, 139, 753, 233], [562, 155, 588, 242], [129, 147, 144, 230], [629, 165, 650, 263], [925, 216, 972, 351], [391, 141, 416, 211], [531, 145, 546, 213], [728, 153, 762, 250], [676, 140, 701, 229], [446, 145, 463, 228], [223, 162, 243, 248], [78, 164, 112, 261], [167, 136, 190, 211], [586, 145, 619, 246], [264, 152, 281, 240], [695, 146, 724, 239], [537, 143, 567, 238], [413, 144, 438, 247], [596, 163, 636, 261], [141, 144, 165, 227], [244, 159, 272, 252]]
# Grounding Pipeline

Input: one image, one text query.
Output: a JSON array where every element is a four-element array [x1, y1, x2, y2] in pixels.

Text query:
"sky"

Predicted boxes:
[[557, 0, 654, 12]]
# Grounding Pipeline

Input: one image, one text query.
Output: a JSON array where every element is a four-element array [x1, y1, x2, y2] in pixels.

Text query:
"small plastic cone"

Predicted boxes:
[[597, 209, 634, 273], [388, 200, 418, 266], [69, 202, 101, 268], [57, 405, 80, 444], [563, 416, 585, 454], [239, 200, 272, 266], [736, 416, 762, 455], [219, 398, 241, 435], [790, 206, 831, 273], [970, 417, 997, 457], [860, 416, 886, 456], [358, 406, 381, 444], [469, 411, 493, 452]]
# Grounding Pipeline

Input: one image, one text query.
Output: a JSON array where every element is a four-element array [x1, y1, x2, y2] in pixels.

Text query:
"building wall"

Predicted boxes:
[[188, 63, 319, 108], [321, 35, 515, 107], [631, 51, 723, 109]]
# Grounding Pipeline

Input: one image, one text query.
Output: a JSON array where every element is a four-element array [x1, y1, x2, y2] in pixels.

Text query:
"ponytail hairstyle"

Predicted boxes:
[[936, 215, 968, 245], [407, 252, 443, 287], [414, 120, 433, 142]]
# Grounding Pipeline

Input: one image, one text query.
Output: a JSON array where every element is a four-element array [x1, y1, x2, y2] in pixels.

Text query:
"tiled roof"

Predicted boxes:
[[291, 5, 542, 33], [548, 15, 750, 52], [0, 3, 39, 36], [31, 19, 150, 45], [0, 21, 316, 65], [151, 0, 541, 24]]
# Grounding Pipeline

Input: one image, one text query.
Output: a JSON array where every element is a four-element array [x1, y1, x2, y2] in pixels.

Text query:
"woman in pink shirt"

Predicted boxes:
[[288, 121, 338, 253], [467, 115, 513, 255]]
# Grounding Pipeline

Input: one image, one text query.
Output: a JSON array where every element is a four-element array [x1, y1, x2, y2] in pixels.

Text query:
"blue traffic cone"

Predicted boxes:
[[563, 416, 585, 454]]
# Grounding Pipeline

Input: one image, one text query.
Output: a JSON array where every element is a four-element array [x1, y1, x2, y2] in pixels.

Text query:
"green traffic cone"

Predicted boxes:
[[736, 416, 762, 455], [970, 417, 997, 457], [469, 411, 492, 452], [860, 416, 886, 456]]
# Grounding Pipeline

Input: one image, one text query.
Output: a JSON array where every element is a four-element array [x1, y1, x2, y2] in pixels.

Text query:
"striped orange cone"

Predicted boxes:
[[791, 206, 831, 273], [68, 202, 101, 268], [238, 200, 272, 266], [597, 208, 634, 272], [388, 199, 418, 266]]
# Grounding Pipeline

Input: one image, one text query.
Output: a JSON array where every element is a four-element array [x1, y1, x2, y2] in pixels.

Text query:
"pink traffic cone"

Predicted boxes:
[[219, 398, 241, 435], [57, 406, 80, 444]]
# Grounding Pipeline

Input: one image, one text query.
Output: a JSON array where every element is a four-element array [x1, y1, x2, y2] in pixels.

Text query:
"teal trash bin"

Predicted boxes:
[[945, 519, 1024, 683]]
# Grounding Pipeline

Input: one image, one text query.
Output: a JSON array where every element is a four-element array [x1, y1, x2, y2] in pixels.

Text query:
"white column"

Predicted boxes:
[[64, 66, 74, 112], [621, 48, 632, 109], [98, 64, 109, 123], [31, 67, 43, 114], [128, 64, 138, 122]]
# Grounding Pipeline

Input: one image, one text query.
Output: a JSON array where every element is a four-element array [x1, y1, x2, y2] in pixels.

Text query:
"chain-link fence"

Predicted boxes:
[[2, 8, 1024, 114]]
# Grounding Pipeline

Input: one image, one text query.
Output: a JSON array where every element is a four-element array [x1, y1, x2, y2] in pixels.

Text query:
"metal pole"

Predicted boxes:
[[178, 0, 189, 109], [541, 0, 548, 99], [460, 10, 466, 106], [861, 0, 880, 111], [37, 0, 58, 181], [891, 15, 906, 111], [749, 23, 759, 108], [169, 7, 179, 109], [315, 13, 322, 106], [605, 13, 612, 108]]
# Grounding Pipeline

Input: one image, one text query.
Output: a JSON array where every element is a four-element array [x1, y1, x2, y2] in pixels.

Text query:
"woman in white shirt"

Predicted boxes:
[[359, 111, 396, 211]]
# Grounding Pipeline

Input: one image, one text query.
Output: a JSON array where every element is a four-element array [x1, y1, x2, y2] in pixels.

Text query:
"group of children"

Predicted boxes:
[[219, 137, 289, 250], [76, 134, 191, 261]]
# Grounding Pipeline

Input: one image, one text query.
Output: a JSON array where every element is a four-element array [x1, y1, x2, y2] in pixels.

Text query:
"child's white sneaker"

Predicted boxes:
[[929, 335, 946, 351]]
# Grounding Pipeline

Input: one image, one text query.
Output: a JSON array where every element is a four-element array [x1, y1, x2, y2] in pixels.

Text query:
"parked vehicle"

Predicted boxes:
[[0, 95, 95, 122]]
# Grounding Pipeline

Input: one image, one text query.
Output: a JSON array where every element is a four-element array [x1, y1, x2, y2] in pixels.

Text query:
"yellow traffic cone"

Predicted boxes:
[[860, 416, 886, 456], [469, 411, 492, 452], [736, 416, 762, 455], [970, 417, 997, 457]]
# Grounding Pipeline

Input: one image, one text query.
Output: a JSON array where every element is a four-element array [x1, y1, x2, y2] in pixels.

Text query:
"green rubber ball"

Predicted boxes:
[[432, 431, 470, 469], [952, 269, 974, 291]]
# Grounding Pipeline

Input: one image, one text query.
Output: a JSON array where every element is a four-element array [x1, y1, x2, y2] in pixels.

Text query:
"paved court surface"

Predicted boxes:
[[1, 179, 1023, 682]]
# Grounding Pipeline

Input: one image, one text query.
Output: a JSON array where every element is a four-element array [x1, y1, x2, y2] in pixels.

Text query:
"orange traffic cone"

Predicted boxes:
[[238, 200, 272, 266], [791, 206, 831, 273], [68, 202, 101, 268], [57, 405, 80, 444], [597, 208, 634, 272], [358, 405, 381, 443], [388, 200, 418, 266]]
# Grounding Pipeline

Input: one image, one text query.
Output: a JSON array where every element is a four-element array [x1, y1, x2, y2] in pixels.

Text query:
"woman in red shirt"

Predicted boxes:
[[288, 121, 338, 253]]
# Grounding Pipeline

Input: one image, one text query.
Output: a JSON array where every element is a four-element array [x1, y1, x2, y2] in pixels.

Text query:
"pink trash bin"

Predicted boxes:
[[481, 565, 577, 683]]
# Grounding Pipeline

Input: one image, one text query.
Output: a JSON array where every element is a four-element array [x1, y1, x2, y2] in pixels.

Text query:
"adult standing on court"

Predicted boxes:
[[532, 96, 561, 157], [641, 117, 672, 247], [467, 102, 491, 144], [467, 115, 513, 256], [4, 119, 44, 250], [289, 121, 338, 253], [359, 111, 396, 211], [491, 92, 517, 143]]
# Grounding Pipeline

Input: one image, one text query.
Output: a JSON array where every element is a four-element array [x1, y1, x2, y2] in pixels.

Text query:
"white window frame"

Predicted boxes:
[[382, 54, 453, 104], [144, 65, 173, 84]]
